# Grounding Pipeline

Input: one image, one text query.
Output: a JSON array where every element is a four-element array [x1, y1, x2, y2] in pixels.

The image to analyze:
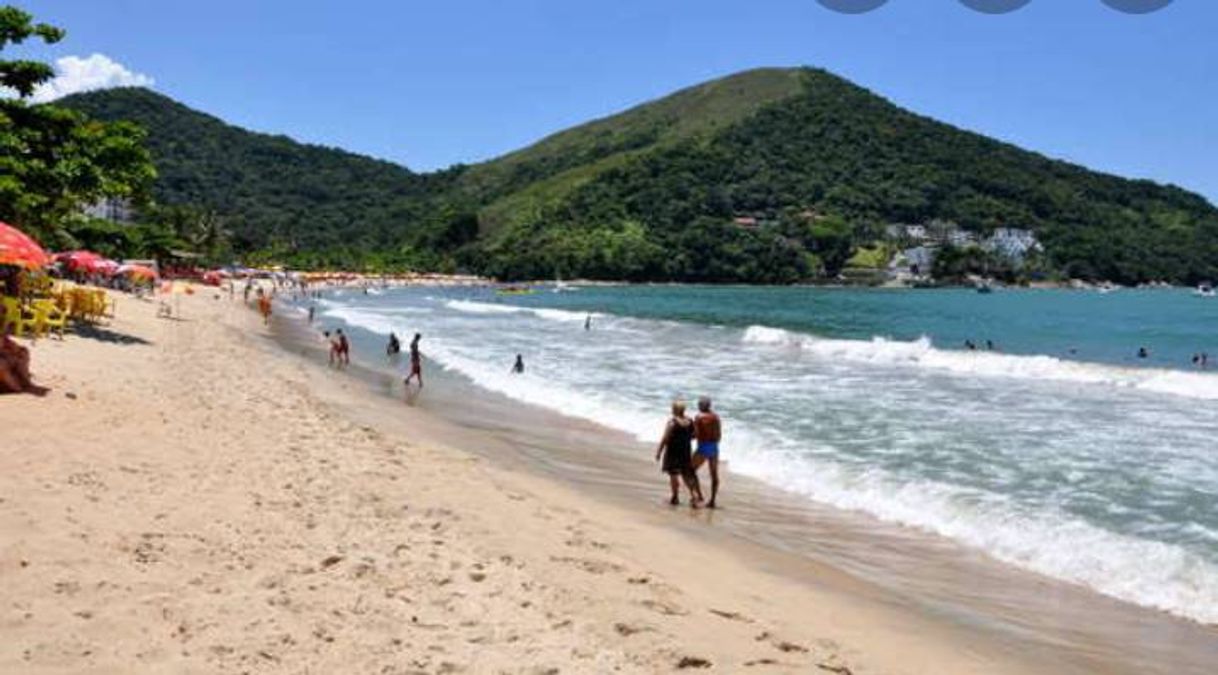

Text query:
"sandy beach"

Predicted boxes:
[[0, 287, 1199, 674]]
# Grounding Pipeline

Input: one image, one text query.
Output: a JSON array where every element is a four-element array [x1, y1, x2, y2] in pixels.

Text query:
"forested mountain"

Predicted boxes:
[[60, 68, 1218, 284], [61, 87, 455, 267]]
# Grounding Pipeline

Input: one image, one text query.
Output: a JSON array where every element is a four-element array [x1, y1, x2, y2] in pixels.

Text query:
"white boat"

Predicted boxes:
[[1194, 283, 1215, 297]]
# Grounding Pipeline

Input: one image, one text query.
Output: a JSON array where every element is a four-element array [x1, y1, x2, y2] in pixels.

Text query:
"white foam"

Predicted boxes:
[[445, 299, 524, 315], [446, 299, 596, 324], [423, 340, 661, 439], [727, 441, 1218, 625], [742, 325, 1218, 401]]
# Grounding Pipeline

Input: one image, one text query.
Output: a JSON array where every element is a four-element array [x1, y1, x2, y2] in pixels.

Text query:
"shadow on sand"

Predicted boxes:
[[72, 323, 153, 345]]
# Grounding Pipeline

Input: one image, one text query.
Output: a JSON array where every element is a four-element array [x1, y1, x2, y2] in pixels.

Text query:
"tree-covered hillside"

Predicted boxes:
[[61, 87, 463, 268], [60, 68, 1218, 284]]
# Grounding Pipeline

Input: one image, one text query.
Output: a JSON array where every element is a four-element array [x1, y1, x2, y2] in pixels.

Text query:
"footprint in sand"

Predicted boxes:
[[709, 608, 754, 623], [549, 555, 624, 575], [639, 599, 688, 616], [614, 622, 652, 637]]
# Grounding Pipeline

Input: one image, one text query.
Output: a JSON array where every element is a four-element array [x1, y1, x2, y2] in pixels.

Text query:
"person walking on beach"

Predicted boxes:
[[257, 293, 272, 325], [511, 354, 525, 374], [655, 400, 703, 507], [691, 396, 722, 509], [404, 333, 423, 388], [333, 329, 350, 367]]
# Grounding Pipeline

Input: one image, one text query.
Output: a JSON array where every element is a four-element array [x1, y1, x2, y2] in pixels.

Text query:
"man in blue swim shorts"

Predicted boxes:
[[692, 396, 723, 509]]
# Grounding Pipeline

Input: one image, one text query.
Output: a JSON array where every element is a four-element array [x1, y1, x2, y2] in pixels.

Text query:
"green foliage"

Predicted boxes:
[[0, 5, 155, 246], [60, 216, 184, 262], [932, 246, 1017, 284], [60, 87, 452, 259], [58, 67, 1218, 284], [0, 5, 63, 96]]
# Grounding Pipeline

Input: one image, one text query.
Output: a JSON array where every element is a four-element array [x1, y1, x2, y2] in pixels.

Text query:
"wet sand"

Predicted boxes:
[[0, 286, 1213, 674]]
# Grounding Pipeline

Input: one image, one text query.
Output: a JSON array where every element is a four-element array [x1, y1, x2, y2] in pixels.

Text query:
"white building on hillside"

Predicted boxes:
[[985, 228, 1042, 262]]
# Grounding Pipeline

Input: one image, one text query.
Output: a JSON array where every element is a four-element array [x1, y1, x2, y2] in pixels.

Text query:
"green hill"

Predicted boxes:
[[452, 68, 806, 235], [60, 87, 449, 265], [60, 67, 1218, 284]]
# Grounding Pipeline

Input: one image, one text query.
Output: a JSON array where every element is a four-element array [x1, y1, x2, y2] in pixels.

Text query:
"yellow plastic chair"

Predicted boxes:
[[1, 295, 17, 333], [2, 296, 38, 337], [91, 290, 111, 321], [67, 289, 89, 321], [32, 298, 69, 339]]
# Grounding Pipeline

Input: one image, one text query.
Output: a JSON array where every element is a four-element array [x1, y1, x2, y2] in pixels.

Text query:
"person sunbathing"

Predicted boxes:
[[0, 319, 48, 396]]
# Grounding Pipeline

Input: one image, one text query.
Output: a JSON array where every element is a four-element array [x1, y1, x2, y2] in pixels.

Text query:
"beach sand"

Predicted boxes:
[[0, 288, 1128, 674]]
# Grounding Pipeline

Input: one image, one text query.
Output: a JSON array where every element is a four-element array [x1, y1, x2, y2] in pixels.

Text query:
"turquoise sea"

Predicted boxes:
[[313, 285, 1218, 625]]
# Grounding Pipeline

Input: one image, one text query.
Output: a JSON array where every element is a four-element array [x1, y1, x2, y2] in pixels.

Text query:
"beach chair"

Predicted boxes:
[[32, 298, 69, 339], [92, 290, 112, 321], [68, 289, 90, 321], [2, 296, 38, 337], [1, 296, 16, 333]]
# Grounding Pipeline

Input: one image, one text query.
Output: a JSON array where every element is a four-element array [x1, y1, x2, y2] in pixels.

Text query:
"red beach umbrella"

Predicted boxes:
[[58, 250, 104, 272], [0, 222, 51, 270], [93, 259, 120, 276], [118, 264, 157, 280]]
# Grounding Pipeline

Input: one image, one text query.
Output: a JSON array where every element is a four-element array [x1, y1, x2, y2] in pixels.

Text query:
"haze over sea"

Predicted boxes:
[[314, 285, 1218, 625]]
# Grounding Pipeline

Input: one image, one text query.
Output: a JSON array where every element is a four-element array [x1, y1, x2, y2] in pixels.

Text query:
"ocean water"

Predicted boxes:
[[311, 285, 1218, 625]]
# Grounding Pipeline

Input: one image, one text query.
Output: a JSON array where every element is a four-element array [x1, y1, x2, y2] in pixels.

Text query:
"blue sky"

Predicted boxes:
[[15, 1, 1218, 203]]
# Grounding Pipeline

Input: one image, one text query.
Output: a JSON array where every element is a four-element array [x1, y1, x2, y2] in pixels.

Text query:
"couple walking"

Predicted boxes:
[[655, 397, 721, 509]]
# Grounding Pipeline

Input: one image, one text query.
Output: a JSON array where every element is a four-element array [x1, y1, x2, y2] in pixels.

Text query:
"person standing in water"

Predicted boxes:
[[584, 314, 592, 331], [307, 305, 315, 324], [404, 333, 424, 388], [333, 329, 351, 367], [691, 396, 722, 509], [511, 354, 525, 374], [387, 331, 401, 356], [655, 400, 703, 507]]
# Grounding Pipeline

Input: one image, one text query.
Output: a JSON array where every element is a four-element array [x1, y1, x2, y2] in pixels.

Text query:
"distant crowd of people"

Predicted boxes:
[[966, 338, 1211, 369]]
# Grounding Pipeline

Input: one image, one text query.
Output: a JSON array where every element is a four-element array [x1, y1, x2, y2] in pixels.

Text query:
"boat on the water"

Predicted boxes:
[[1194, 283, 1215, 297]]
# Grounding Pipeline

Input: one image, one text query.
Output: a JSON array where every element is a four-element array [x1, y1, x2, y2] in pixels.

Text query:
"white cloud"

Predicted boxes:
[[30, 53, 154, 103]]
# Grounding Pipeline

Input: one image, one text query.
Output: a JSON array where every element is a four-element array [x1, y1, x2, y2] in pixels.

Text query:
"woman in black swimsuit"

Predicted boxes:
[[655, 400, 704, 507]]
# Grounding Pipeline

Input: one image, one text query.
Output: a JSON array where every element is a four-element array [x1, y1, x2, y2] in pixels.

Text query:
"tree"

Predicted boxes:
[[0, 5, 155, 245]]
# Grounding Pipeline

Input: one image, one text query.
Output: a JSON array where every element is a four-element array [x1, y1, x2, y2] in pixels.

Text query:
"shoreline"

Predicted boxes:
[[2, 286, 1214, 673], [284, 287, 1218, 672]]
